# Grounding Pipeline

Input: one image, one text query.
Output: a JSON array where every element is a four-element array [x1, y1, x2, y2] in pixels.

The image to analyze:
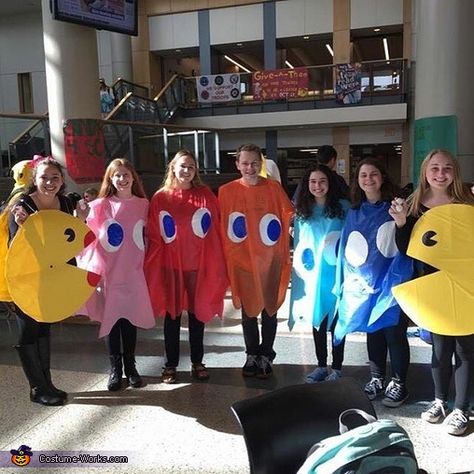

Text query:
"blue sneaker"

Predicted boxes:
[[305, 367, 328, 383], [325, 369, 341, 381]]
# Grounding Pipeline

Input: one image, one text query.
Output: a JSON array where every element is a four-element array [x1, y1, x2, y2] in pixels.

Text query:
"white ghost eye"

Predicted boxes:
[[100, 219, 124, 253], [133, 219, 145, 250], [345, 231, 368, 267], [293, 245, 316, 279], [322, 231, 341, 266], [259, 213, 281, 246], [159, 211, 176, 244], [227, 212, 247, 243], [192, 208, 211, 239], [376, 221, 398, 258]]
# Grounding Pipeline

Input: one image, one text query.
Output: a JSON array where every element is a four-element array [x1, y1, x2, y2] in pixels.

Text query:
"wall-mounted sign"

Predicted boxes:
[[196, 74, 241, 103], [335, 63, 362, 104], [252, 68, 308, 101]]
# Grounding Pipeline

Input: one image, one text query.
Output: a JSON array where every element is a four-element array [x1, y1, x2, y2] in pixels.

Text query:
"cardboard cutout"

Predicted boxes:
[[6, 210, 98, 322], [393, 204, 474, 335], [218, 178, 293, 317], [144, 186, 228, 322]]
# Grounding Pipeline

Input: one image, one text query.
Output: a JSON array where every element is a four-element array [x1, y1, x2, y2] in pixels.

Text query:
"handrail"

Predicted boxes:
[[105, 91, 133, 120], [101, 117, 219, 132], [153, 74, 179, 102], [9, 112, 49, 144]]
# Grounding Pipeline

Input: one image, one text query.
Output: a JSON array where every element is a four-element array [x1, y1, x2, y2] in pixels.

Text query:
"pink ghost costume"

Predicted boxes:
[[79, 196, 155, 338]]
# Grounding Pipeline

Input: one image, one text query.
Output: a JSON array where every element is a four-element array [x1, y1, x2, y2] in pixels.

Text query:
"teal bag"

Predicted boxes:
[[297, 409, 418, 474]]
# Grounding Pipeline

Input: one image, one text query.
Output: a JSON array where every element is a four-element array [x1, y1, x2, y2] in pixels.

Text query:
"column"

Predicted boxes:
[[41, 0, 100, 171], [263, 1, 276, 70], [198, 10, 212, 75], [413, 0, 474, 181], [111, 32, 133, 82]]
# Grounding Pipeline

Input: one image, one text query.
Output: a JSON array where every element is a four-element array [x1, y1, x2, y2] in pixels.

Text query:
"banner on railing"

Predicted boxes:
[[335, 63, 362, 104], [252, 67, 308, 101], [63, 119, 106, 183], [196, 73, 241, 103]]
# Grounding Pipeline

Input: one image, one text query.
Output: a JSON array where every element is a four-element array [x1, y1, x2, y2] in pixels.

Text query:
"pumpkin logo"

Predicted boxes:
[[10, 445, 33, 466]]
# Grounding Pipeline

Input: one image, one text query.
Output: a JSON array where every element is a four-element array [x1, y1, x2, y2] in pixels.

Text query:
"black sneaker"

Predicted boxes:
[[382, 379, 408, 407], [256, 355, 273, 379], [444, 409, 469, 436], [364, 377, 385, 400], [242, 355, 259, 377], [421, 399, 448, 423]]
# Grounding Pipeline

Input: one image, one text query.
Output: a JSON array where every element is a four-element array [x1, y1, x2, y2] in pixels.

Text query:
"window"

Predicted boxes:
[[18, 73, 33, 113]]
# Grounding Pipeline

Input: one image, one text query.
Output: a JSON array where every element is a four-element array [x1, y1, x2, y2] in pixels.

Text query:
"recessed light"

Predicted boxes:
[[374, 28, 381, 32], [303, 36, 310, 40], [236, 43, 243, 47], [176, 49, 181, 53]]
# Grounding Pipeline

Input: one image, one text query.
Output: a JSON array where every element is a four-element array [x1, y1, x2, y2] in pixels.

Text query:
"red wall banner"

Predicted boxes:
[[63, 119, 106, 183], [252, 67, 309, 101]]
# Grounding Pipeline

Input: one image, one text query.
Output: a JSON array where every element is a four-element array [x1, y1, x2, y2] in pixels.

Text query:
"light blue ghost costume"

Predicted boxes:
[[333, 200, 413, 344], [289, 199, 350, 330]]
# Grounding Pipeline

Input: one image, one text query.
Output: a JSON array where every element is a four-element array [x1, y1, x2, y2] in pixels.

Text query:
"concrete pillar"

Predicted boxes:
[[111, 32, 133, 82], [41, 0, 100, 171], [413, 0, 474, 181], [198, 10, 212, 75], [333, 0, 351, 64], [263, 1, 276, 70]]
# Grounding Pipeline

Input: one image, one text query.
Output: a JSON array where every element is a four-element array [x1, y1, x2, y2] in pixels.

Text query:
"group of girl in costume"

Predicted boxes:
[[7, 148, 472, 437]]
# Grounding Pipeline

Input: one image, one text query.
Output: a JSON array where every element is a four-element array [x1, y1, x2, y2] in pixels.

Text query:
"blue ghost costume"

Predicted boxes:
[[289, 200, 350, 330], [333, 200, 413, 344]]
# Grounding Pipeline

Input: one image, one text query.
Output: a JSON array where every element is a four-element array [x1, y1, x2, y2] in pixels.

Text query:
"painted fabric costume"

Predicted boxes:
[[218, 178, 293, 317], [289, 199, 350, 330], [144, 186, 228, 322], [333, 200, 413, 343], [79, 196, 155, 338]]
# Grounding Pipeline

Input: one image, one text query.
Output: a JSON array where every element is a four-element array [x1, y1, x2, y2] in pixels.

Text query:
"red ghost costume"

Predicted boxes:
[[144, 186, 228, 322], [79, 196, 155, 338], [218, 178, 293, 317]]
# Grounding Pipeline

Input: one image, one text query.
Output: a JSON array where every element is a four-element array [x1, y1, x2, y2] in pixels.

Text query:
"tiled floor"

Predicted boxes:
[[0, 298, 473, 474]]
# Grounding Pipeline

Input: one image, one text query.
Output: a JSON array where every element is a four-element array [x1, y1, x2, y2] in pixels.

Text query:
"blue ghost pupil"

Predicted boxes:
[[302, 248, 315, 270], [107, 223, 124, 246], [163, 215, 176, 238], [267, 219, 281, 242], [233, 216, 247, 238], [201, 212, 211, 235]]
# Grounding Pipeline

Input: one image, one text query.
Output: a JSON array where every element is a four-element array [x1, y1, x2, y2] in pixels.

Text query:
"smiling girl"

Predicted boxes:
[[392, 149, 474, 435], [80, 158, 155, 391], [145, 150, 228, 384], [289, 164, 350, 382]]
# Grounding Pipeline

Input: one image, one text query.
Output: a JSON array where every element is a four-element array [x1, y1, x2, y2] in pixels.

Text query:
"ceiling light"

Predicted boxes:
[[303, 36, 310, 40], [285, 60, 294, 69], [299, 148, 319, 152], [383, 37, 390, 61], [224, 55, 251, 73], [326, 44, 334, 57], [373, 28, 381, 32], [176, 49, 181, 53], [236, 43, 243, 47]]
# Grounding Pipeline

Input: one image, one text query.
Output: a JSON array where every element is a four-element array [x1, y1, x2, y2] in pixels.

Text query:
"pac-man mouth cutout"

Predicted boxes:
[[6, 210, 100, 323], [393, 204, 474, 336]]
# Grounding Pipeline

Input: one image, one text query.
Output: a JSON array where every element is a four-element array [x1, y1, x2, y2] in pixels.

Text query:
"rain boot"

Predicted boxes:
[[123, 353, 143, 388], [108, 354, 123, 391], [15, 345, 64, 406], [37, 337, 67, 400]]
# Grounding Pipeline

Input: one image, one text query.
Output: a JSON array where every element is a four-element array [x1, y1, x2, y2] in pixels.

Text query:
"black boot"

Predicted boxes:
[[123, 354, 143, 388], [37, 337, 67, 400], [108, 355, 123, 391], [15, 345, 64, 406]]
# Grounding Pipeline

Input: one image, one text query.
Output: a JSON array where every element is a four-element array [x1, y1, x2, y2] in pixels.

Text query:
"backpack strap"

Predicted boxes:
[[338, 409, 377, 434]]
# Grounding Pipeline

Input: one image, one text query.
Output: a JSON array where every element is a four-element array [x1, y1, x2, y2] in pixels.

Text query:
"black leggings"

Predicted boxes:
[[164, 312, 204, 367], [241, 309, 277, 360], [105, 319, 137, 356], [313, 316, 345, 371], [366, 314, 410, 383], [15, 305, 51, 345], [431, 333, 474, 411]]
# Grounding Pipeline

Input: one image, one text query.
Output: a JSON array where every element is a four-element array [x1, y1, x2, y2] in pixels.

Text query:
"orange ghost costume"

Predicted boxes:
[[218, 177, 293, 317]]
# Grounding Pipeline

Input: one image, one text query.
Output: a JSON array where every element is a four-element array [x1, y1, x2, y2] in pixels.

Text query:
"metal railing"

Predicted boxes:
[[112, 78, 149, 103]]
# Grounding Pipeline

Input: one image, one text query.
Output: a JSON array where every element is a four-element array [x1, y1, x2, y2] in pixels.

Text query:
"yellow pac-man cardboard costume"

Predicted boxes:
[[5, 210, 99, 322], [0, 211, 13, 301], [393, 204, 474, 336]]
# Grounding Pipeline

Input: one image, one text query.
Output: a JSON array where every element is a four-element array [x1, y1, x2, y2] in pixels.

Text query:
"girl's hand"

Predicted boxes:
[[388, 197, 407, 227], [11, 205, 28, 226], [75, 200, 90, 221]]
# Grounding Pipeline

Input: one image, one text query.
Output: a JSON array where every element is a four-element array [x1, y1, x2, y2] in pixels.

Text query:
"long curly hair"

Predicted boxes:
[[295, 163, 345, 220]]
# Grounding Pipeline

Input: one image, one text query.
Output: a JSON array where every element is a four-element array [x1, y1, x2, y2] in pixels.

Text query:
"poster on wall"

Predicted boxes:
[[63, 119, 106, 183], [252, 68, 308, 101], [335, 63, 362, 104], [196, 74, 241, 103], [414, 115, 457, 185]]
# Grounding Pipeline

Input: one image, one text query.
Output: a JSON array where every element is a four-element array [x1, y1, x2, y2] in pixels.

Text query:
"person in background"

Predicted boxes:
[[219, 144, 293, 379], [99, 78, 115, 118], [83, 187, 98, 203], [145, 150, 228, 384], [392, 149, 474, 436], [289, 163, 350, 383]]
